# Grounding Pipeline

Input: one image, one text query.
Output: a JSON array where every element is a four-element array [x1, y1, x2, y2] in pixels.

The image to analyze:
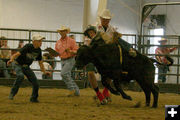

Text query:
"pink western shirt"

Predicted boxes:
[[155, 47, 176, 64], [96, 24, 116, 38], [55, 36, 78, 59]]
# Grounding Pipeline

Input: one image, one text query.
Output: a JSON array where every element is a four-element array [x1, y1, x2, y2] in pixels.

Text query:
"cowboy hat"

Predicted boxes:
[[57, 26, 70, 33], [99, 9, 113, 19], [158, 38, 167, 43]]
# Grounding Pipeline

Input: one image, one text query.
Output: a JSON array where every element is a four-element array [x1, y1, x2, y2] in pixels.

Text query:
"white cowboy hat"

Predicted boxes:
[[99, 9, 113, 19], [57, 26, 70, 33], [32, 34, 45, 41], [158, 38, 167, 43]]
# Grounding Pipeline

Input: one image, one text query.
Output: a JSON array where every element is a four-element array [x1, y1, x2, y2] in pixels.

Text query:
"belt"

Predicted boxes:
[[61, 56, 74, 61]]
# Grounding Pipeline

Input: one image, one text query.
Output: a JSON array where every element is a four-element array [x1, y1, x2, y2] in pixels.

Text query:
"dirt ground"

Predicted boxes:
[[0, 86, 180, 120]]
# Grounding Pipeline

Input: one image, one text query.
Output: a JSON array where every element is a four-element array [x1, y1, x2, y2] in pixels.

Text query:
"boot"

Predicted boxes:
[[30, 97, 39, 103], [96, 91, 107, 105], [8, 93, 14, 100], [102, 87, 112, 103]]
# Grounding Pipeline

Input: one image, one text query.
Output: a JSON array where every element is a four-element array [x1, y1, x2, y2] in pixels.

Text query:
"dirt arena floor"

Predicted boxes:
[[0, 86, 180, 120]]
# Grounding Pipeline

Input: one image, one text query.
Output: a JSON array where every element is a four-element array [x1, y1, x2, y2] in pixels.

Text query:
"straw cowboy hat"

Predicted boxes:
[[99, 9, 113, 19], [158, 38, 167, 43], [57, 26, 70, 33]]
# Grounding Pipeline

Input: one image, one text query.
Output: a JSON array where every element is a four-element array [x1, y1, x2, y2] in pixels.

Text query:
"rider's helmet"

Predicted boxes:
[[84, 25, 97, 38]]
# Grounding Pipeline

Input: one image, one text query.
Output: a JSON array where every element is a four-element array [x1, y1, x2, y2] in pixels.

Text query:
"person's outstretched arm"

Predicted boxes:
[[7, 52, 21, 65]]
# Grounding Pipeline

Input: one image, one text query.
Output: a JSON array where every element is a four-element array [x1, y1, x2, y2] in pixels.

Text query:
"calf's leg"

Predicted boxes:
[[113, 79, 132, 100], [138, 81, 151, 106], [101, 76, 120, 95], [150, 84, 159, 108]]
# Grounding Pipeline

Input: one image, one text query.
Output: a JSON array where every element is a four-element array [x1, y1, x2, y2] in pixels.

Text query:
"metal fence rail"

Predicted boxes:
[[2, 28, 180, 88], [0, 28, 85, 81], [139, 35, 180, 84], [0, 28, 137, 83]]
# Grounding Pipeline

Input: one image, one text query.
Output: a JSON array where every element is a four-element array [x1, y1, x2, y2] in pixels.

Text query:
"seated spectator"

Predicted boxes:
[[11, 41, 24, 77], [18, 41, 24, 48], [0, 59, 10, 78], [0, 37, 11, 60], [42, 53, 53, 80], [43, 52, 56, 69], [11, 41, 24, 55], [0, 36, 10, 78], [69, 34, 75, 40]]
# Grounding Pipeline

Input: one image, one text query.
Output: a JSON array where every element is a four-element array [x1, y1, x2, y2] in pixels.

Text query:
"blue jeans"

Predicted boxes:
[[0, 59, 10, 78], [158, 65, 169, 83], [10, 63, 39, 100], [61, 57, 80, 95]]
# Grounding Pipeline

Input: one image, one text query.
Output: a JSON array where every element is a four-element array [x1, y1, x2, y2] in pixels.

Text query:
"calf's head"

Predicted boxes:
[[75, 45, 93, 69]]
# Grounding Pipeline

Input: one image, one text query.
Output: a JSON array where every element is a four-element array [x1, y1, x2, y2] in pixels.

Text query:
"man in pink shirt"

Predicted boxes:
[[55, 26, 80, 96], [155, 38, 177, 83]]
